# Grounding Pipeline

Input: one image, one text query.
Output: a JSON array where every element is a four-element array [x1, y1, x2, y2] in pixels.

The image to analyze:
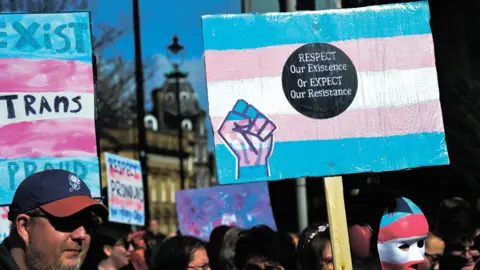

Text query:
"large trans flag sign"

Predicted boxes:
[[0, 12, 100, 204], [202, 2, 449, 185]]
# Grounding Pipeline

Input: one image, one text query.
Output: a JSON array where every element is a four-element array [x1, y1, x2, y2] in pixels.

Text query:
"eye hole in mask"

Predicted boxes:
[[417, 240, 425, 248], [399, 244, 410, 251]]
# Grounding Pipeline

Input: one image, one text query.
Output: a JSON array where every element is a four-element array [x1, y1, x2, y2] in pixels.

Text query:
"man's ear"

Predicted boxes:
[[103, 245, 113, 257], [15, 214, 31, 246]]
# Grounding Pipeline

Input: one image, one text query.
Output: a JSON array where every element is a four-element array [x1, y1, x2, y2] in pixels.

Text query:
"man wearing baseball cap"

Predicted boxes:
[[0, 169, 108, 270]]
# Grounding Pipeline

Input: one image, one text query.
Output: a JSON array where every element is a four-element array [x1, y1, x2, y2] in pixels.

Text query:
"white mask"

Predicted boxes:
[[377, 197, 429, 270]]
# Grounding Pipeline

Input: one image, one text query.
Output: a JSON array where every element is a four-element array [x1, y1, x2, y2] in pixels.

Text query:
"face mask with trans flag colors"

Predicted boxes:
[[377, 197, 429, 270]]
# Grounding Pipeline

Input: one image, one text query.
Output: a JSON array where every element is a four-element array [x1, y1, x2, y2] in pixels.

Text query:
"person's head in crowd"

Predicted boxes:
[[297, 223, 333, 270], [153, 235, 210, 270], [5, 169, 108, 270], [149, 219, 159, 235], [218, 227, 244, 270], [81, 222, 133, 270], [436, 197, 479, 270], [289, 233, 299, 248], [235, 225, 297, 270], [346, 189, 429, 270], [208, 225, 231, 270], [418, 231, 445, 270]]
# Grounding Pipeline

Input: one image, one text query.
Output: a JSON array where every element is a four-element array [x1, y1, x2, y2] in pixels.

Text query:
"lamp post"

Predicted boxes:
[[166, 35, 187, 190], [132, 0, 150, 226]]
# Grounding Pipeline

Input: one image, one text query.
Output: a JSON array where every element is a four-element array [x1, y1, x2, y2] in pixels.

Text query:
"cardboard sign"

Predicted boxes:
[[176, 182, 276, 241], [105, 153, 145, 226], [0, 12, 100, 204], [202, 2, 450, 185]]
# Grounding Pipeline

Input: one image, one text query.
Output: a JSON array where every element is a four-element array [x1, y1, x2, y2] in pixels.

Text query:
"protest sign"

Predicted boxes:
[[202, 2, 449, 185], [202, 2, 449, 268], [105, 153, 145, 226], [176, 182, 276, 241], [0, 207, 9, 242], [0, 12, 100, 205]]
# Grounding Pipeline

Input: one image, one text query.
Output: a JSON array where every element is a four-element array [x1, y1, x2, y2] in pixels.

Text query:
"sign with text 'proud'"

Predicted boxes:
[[0, 12, 100, 204], [202, 2, 450, 184]]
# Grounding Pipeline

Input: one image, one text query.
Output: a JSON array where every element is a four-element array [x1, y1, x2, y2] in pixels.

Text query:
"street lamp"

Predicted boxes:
[[166, 35, 188, 190]]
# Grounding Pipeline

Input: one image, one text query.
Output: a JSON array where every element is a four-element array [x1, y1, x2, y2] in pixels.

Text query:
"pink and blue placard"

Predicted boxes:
[[0, 12, 100, 204], [105, 153, 145, 226], [202, 2, 450, 185], [176, 182, 276, 241]]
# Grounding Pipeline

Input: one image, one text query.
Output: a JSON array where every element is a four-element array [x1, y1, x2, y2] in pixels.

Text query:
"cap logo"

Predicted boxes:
[[68, 174, 81, 192]]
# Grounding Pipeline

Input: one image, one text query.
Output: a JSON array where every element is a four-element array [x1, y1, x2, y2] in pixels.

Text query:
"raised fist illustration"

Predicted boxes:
[[218, 99, 277, 179]]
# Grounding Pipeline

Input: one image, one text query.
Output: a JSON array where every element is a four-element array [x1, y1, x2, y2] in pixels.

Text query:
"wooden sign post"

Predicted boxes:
[[324, 176, 352, 269], [201, 3, 449, 269]]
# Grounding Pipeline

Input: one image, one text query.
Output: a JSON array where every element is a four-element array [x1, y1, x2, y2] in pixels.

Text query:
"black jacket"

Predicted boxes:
[[0, 239, 19, 270]]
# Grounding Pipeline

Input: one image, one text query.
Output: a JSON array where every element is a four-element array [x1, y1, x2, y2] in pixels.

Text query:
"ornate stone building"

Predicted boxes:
[[99, 75, 215, 235]]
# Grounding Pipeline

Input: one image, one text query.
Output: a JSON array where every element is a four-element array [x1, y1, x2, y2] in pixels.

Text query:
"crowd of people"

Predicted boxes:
[[0, 169, 479, 270]]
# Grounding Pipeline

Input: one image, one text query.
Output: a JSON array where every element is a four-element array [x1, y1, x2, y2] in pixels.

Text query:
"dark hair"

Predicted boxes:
[[297, 223, 331, 270], [219, 227, 244, 270], [153, 235, 206, 270], [208, 225, 231, 270], [235, 225, 297, 270], [436, 197, 476, 245], [80, 221, 131, 270]]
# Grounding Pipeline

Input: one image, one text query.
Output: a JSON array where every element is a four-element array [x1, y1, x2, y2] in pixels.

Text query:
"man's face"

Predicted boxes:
[[24, 210, 95, 270], [149, 220, 158, 234], [444, 240, 480, 270]]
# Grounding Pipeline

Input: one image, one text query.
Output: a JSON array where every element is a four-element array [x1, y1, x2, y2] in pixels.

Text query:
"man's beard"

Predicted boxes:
[[25, 238, 83, 270]]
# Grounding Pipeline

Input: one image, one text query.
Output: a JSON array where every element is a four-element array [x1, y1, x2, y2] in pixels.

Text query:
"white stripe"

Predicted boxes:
[[0, 92, 94, 126], [207, 67, 440, 118]]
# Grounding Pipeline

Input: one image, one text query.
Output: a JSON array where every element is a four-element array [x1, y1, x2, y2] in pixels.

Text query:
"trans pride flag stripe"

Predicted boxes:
[[0, 12, 100, 204], [202, 2, 449, 184]]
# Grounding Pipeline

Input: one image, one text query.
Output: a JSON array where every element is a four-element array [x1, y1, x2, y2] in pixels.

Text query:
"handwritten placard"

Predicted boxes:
[[202, 2, 450, 185], [105, 153, 145, 226], [0, 207, 9, 242], [176, 182, 277, 241], [0, 12, 100, 204]]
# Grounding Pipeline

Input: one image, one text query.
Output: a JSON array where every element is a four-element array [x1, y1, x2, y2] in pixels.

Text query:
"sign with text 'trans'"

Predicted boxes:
[[176, 182, 276, 241], [202, 2, 450, 185], [105, 153, 145, 226], [0, 12, 100, 204]]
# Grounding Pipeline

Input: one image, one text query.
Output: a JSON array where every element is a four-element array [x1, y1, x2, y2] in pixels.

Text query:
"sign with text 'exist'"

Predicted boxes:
[[105, 153, 145, 226], [0, 12, 100, 204], [202, 2, 450, 184]]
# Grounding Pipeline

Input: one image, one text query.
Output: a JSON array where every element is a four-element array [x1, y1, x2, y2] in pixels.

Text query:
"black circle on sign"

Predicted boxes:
[[281, 43, 358, 119]]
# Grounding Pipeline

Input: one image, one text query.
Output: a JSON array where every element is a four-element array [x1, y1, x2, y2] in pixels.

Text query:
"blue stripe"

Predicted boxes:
[[0, 12, 92, 61], [214, 132, 449, 185], [202, 2, 431, 51], [380, 197, 424, 228], [0, 156, 100, 205]]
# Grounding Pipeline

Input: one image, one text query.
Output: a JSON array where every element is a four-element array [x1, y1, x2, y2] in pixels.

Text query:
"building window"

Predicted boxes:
[[161, 181, 166, 202], [151, 183, 157, 202], [199, 120, 205, 136], [170, 182, 176, 203]]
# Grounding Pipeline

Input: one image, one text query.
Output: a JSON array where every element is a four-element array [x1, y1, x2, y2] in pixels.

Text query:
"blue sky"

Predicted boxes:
[[90, 0, 242, 150]]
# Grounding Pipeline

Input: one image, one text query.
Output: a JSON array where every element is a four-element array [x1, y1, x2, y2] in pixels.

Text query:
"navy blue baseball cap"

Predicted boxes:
[[8, 169, 108, 221]]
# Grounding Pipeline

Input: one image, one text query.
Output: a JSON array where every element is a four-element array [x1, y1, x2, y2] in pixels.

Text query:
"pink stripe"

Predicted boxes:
[[213, 100, 444, 144], [0, 58, 93, 93], [0, 119, 97, 158], [205, 34, 435, 82], [378, 214, 429, 242]]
